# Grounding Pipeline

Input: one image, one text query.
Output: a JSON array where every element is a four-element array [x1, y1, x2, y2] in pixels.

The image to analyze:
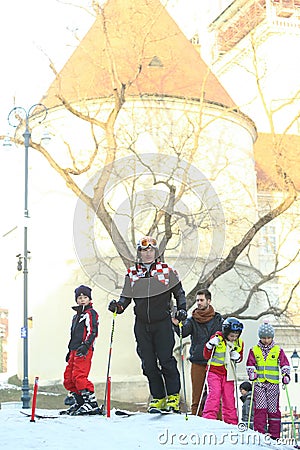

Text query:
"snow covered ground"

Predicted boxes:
[[0, 406, 297, 450]]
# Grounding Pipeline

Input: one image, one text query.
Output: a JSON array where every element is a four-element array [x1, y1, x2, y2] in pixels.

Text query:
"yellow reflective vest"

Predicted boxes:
[[253, 345, 280, 384], [210, 336, 243, 367]]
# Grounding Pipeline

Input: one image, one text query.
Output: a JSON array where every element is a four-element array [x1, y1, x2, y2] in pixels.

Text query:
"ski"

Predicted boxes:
[[115, 409, 141, 417], [147, 407, 174, 415], [59, 407, 104, 416], [114, 408, 174, 417], [20, 410, 59, 419]]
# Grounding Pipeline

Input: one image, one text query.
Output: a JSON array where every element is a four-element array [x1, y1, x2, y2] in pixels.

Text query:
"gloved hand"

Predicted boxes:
[[175, 309, 187, 322], [206, 335, 220, 349], [248, 371, 258, 381], [282, 374, 290, 385], [65, 351, 70, 362], [108, 299, 123, 314], [76, 343, 89, 357], [230, 350, 241, 361]]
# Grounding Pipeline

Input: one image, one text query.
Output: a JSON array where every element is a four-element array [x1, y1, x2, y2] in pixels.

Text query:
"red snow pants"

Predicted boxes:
[[63, 348, 95, 394]]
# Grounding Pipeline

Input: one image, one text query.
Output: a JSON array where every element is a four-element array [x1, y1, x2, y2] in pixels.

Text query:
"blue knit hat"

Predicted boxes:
[[74, 285, 92, 302], [258, 320, 274, 339]]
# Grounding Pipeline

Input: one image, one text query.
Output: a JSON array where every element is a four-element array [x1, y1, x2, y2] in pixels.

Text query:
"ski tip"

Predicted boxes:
[[148, 407, 174, 414], [115, 410, 130, 416], [114, 409, 139, 417]]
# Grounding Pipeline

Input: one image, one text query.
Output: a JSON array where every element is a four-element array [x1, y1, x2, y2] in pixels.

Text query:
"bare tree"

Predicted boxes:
[[2, 1, 299, 319]]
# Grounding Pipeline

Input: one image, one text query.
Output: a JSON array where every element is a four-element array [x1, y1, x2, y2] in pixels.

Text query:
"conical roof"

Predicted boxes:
[[42, 0, 235, 109]]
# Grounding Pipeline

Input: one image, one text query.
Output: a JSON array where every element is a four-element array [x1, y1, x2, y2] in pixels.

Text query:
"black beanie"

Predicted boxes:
[[74, 285, 92, 302], [240, 381, 252, 392]]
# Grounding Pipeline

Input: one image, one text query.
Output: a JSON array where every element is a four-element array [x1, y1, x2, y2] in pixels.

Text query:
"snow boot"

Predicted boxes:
[[166, 393, 180, 412], [75, 389, 100, 415], [147, 397, 167, 412]]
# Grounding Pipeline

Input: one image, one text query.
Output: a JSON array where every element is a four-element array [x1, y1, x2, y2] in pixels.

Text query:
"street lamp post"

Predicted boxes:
[[291, 349, 300, 383], [7, 104, 47, 408]]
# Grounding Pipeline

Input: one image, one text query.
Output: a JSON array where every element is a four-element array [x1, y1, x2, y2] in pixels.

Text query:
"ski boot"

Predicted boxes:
[[147, 397, 167, 413], [59, 392, 84, 415], [166, 393, 180, 412], [74, 389, 101, 415]]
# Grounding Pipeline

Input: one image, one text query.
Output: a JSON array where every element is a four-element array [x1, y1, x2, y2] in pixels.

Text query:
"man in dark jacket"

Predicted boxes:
[[172, 289, 222, 415], [108, 236, 187, 412]]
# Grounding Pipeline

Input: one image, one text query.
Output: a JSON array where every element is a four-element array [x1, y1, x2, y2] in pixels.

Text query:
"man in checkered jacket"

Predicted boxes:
[[108, 236, 187, 412]]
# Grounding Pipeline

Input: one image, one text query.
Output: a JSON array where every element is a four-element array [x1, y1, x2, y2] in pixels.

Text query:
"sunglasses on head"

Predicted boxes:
[[139, 237, 158, 250]]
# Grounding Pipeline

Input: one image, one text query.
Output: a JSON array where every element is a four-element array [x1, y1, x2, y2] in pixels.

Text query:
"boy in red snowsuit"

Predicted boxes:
[[62, 285, 99, 415], [202, 317, 244, 425], [246, 320, 290, 439]]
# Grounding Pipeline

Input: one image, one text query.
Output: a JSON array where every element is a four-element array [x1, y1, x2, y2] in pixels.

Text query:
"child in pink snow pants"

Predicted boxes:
[[202, 317, 244, 425], [246, 320, 290, 440]]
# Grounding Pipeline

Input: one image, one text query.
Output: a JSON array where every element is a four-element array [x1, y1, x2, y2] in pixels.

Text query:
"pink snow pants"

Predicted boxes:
[[202, 371, 238, 425]]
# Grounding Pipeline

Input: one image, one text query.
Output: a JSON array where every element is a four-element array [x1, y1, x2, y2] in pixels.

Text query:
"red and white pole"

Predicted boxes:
[[107, 376, 111, 418], [30, 376, 39, 422]]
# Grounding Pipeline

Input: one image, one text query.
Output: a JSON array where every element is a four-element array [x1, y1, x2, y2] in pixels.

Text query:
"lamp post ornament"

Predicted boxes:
[[7, 104, 47, 408], [291, 349, 300, 384]]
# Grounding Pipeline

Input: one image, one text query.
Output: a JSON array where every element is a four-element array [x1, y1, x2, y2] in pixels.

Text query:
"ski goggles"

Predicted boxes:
[[230, 322, 243, 332], [137, 237, 158, 250]]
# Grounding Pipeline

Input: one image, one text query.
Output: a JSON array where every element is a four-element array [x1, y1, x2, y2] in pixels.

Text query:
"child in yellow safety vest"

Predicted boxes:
[[202, 317, 244, 425], [246, 320, 290, 440]]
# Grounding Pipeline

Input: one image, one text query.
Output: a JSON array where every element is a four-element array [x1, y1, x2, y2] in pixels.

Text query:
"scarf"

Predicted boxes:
[[127, 262, 173, 287], [192, 304, 216, 324]]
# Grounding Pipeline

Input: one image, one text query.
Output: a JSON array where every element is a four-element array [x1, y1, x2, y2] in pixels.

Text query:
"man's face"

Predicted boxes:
[[196, 294, 210, 310], [140, 246, 155, 264]]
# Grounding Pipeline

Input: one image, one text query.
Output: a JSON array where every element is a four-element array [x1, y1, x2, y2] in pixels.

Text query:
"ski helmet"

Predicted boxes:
[[222, 317, 243, 338]]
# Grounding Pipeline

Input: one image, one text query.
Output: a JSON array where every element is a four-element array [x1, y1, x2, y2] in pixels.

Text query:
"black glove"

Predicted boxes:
[[175, 309, 187, 322], [108, 299, 123, 314], [65, 351, 70, 362], [282, 374, 290, 385], [76, 343, 89, 357]]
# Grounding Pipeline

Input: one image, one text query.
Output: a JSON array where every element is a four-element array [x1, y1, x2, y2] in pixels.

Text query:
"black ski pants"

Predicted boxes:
[[134, 317, 181, 399]]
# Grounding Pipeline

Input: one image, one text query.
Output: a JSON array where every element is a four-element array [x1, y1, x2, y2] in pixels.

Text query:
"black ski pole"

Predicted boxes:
[[179, 321, 188, 420], [100, 309, 117, 415]]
